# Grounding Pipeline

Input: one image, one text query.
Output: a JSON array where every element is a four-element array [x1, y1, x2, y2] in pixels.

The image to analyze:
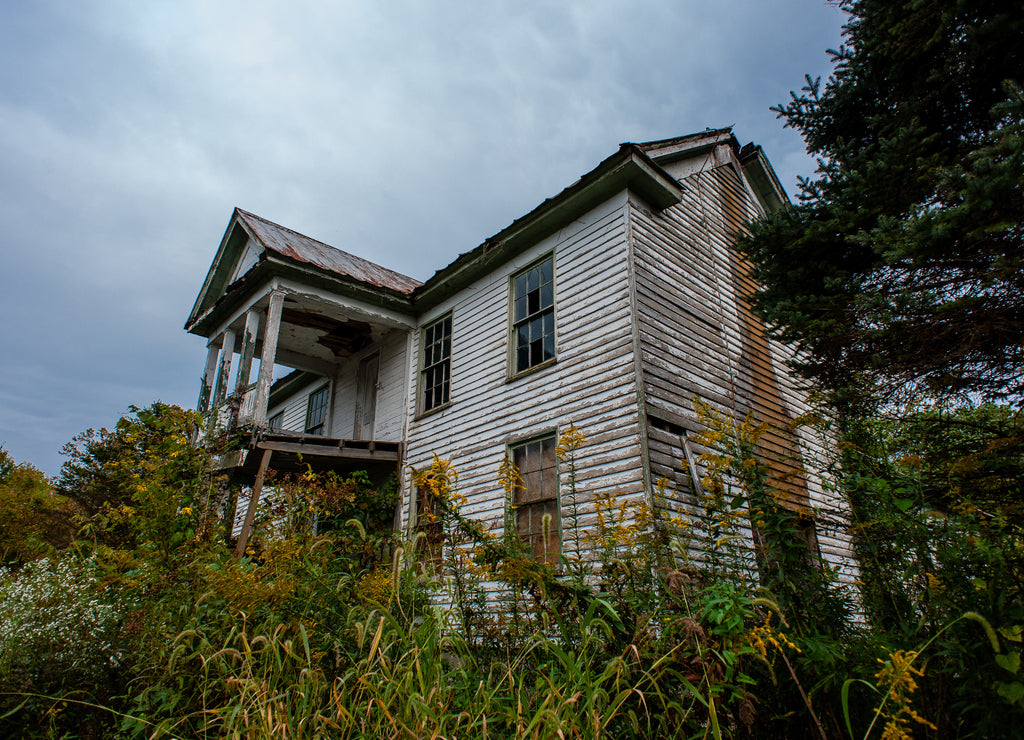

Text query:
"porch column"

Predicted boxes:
[[252, 289, 285, 426], [235, 310, 262, 386], [211, 328, 236, 411], [197, 342, 220, 413], [233, 309, 262, 425]]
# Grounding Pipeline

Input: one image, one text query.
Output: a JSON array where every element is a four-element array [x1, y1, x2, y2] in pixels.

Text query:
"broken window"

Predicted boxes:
[[511, 433, 560, 563], [421, 314, 452, 412], [511, 255, 555, 374], [304, 385, 330, 435]]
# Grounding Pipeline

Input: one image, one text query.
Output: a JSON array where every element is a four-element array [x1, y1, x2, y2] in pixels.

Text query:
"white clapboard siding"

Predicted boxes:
[[266, 378, 328, 433], [329, 329, 409, 441], [630, 156, 859, 585], [402, 194, 646, 537]]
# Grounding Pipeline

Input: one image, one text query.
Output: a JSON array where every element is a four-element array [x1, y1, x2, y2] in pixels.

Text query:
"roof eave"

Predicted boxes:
[[185, 256, 416, 338], [738, 144, 789, 214], [185, 208, 250, 331], [413, 146, 682, 311]]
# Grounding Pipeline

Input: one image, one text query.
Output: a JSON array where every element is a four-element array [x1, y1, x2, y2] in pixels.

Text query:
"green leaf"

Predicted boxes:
[[996, 681, 1024, 704], [995, 652, 1020, 674], [892, 497, 914, 512], [999, 626, 1023, 643]]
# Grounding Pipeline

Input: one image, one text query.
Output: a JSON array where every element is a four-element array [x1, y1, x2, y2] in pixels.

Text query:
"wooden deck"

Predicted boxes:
[[220, 428, 402, 481]]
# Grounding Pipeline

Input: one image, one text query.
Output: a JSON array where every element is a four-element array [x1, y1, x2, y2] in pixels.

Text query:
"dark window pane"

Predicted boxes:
[[527, 267, 539, 292], [543, 333, 555, 361], [515, 296, 527, 322], [540, 259, 552, 285], [540, 283, 553, 310], [528, 289, 540, 315]]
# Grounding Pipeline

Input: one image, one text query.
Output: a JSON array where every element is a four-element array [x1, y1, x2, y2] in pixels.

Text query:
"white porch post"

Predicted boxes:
[[252, 290, 285, 426], [197, 342, 220, 413], [233, 307, 264, 421], [234, 309, 261, 391], [211, 329, 237, 411]]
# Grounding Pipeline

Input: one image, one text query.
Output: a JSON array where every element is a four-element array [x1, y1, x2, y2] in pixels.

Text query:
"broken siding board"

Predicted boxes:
[[631, 163, 858, 579]]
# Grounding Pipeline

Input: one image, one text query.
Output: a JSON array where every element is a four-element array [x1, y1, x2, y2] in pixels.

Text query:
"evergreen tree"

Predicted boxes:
[[738, 0, 1024, 410]]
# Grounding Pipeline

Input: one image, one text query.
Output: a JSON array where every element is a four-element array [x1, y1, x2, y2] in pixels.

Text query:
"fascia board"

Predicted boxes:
[[643, 130, 738, 165], [185, 209, 253, 331], [740, 147, 789, 214]]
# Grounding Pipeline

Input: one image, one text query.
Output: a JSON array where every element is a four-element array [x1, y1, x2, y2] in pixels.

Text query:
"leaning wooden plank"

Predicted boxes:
[[234, 448, 272, 558]]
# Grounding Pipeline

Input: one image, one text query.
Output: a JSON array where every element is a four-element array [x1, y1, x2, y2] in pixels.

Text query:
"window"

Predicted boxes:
[[415, 485, 444, 565], [421, 314, 452, 412], [511, 256, 555, 374], [511, 433, 559, 563], [267, 412, 283, 431], [305, 386, 330, 435]]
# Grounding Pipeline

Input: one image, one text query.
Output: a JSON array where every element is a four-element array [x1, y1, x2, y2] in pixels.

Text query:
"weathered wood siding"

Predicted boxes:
[[329, 329, 409, 442], [266, 378, 327, 432], [630, 150, 859, 584], [402, 193, 646, 540], [262, 330, 409, 442]]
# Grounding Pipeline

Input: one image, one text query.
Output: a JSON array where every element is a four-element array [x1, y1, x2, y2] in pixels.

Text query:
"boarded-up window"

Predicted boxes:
[[512, 255, 555, 373], [421, 314, 452, 412], [511, 434, 559, 563], [415, 486, 443, 565], [305, 386, 329, 435]]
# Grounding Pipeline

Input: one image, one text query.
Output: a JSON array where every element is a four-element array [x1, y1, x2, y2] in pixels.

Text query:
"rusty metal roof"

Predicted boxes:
[[235, 208, 422, 295]]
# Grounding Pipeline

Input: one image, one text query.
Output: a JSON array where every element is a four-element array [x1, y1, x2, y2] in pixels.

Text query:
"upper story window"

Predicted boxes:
[[305, 385, 330, 435], [511, 433, 560, 563], [421, 314, 452, 412], [267, 411, 284, 431], [511, 255, 555, 375]]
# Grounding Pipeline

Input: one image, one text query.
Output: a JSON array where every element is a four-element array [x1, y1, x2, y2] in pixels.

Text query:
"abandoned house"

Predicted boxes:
[[185, 127, 858, 584]]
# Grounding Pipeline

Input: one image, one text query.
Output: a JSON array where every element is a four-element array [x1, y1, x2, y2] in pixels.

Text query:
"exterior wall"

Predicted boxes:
[[261, 329, 409, 442], [630, 151, 859, 586], [266, 377, 329, 433], [329, 328, 410, 442], [401, 193, 647, 542]]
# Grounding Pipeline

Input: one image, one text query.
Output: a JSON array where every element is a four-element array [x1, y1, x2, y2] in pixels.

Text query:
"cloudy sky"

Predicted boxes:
[[0, 1, 846, 475]]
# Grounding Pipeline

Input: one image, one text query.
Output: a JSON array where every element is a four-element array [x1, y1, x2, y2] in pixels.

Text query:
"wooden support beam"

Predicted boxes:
[[235, 309, 261, 395], [255, 440, 400, 462], [234, 449, 272, 558], [253, 290, 285, 426], [197, 343, 220, 413], [212, 329, 237, 411]]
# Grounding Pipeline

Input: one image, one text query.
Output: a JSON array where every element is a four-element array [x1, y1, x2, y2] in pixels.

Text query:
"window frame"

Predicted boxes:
[[418, 313, 453, 416], [508, 254, 556, 380], [509, 431, 561, 564], [304, 384, 330, 436], [267, 411, 284, 431]]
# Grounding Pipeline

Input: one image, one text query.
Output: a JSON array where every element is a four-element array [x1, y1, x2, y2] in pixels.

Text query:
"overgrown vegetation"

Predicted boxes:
[[4, 3, 1020, 737], [4, 399, 1017, 738]]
